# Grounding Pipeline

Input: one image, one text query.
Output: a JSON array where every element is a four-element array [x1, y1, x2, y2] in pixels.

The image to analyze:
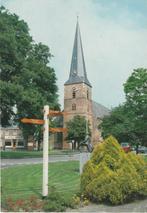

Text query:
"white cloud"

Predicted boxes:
[[2, 0, 147, 109]]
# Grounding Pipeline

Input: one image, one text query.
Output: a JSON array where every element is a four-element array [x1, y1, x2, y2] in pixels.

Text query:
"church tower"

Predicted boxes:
[[63, 19, 93, 148]]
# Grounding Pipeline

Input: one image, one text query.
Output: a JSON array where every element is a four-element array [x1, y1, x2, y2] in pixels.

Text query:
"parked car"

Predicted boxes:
[[138, 146, 147, 154], [131, 146, 136, 151], [121, 142, 131, 153]]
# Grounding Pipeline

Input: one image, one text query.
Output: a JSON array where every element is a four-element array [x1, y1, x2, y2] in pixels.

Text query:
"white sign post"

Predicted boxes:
[[42, 105, 49, 197], [80, 152, 90, 174], [21, 106, 66, 198]]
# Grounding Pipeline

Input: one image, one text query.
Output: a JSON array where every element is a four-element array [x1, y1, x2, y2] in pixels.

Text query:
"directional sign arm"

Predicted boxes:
[[49, 110, 68, 116], [21, 118, 44, 125], [49, 128, 67, 133]]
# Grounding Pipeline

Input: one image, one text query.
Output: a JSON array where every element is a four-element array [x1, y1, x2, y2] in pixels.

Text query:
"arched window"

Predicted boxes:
[[87, 90, 89, 99], [72, 103, 76, 111]]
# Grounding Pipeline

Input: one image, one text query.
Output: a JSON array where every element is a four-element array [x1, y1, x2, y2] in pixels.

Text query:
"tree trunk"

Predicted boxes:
[[73, 141, 77, 150]]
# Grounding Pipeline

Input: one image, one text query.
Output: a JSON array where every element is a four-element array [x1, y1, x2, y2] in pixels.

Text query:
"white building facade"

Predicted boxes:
[[0, 127, 24, 150]]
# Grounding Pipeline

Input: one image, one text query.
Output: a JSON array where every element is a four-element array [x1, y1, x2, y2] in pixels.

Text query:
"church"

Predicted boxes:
[[62, 19, 110, 149], [0, 19, 110, 151]]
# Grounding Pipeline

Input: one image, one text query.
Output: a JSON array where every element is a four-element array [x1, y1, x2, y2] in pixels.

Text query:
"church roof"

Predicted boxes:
[[65, 19, 92, 87], [92, 101, 110, 119]]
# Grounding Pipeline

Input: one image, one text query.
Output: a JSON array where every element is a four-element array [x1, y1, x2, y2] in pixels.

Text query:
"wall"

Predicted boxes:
[[63, 83, 93, 149]]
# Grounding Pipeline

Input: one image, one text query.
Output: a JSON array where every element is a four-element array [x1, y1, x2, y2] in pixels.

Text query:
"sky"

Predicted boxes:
[[1, 0, 147, 109]]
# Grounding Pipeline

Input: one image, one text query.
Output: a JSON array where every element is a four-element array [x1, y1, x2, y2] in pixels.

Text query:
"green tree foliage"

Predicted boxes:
[[66, 115, 91, 149], [100, 105, 139, 145], [124, 68, 147, 113], [100, 68, 147, 146], [0, 6, 32, 126], [81, 136, 147, 205], [124, 68, 147, 145], [0, 7, 60, 144]]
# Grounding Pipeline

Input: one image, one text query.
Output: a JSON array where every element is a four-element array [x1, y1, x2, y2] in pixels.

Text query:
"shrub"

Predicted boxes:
[[43, 190, 67, 212], [43, 188, 79, 212], [71, 195, 81, 207], [4, 187, 81, 212], [43, 200, 66, 212], [81, 136, 147, 205]]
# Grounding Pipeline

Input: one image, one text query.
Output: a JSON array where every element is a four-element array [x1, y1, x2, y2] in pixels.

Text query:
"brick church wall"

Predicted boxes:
[[63, 83, 93, 149]]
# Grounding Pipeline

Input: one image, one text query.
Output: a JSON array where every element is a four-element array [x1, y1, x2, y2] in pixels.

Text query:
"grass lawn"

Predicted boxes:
[[1, 149, 79, 159], [1, 150, 43, 159], [1, 161, 80, 205], [142, 155, 147, 162]]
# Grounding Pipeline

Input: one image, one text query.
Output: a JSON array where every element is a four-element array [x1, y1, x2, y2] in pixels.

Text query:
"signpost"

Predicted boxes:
[[21, 118, 44, 125], [49, 127, 67, 133], [42, 105, 49, 197], [49, 110, 67, 116], [21, 106, 67, 198]]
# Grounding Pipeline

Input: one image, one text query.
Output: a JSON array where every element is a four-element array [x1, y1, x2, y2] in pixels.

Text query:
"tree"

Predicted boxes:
[[0, 7, 60, 147], [100, 68, 147, 146], [124, 68, 147, 146], [66, 115, 91, 149], [100, 105, 139, 145], [124, 68, 147, 113], [0, 6, 32, 126]]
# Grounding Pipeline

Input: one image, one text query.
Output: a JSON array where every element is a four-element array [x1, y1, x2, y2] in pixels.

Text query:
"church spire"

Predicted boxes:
[[65, 19, 92, 87]]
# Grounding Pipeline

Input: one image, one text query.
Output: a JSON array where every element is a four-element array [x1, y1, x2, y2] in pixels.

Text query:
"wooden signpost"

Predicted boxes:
[[49, 127, 67, 133], [21, 118, 44, 125], [49, 110, 67, 116], [21, 106, 67, 197]]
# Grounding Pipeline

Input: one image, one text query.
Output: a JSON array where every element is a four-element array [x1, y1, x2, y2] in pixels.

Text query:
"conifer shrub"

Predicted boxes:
[[81, 136, 147, 205]]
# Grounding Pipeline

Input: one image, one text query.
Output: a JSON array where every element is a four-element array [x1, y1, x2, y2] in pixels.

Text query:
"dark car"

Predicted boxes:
[[121, 142, 131, 153]]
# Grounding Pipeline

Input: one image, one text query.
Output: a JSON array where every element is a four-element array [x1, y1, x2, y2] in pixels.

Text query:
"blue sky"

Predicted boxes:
[[1, 0, 147, 109], [94, 0, 147, 17], [92, 0, 147, 30]]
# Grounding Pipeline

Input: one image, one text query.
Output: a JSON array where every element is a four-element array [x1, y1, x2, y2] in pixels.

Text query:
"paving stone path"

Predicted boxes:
[[67, 199, 147, 212]]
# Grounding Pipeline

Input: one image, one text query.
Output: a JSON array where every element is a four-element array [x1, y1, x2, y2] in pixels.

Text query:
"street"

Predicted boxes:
[[1, 153, 80, 168]]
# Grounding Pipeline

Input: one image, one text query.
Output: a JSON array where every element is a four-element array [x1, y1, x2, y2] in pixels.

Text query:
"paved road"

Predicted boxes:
[[67, 199, 147, 212], [1, 153, 146, 168], [1, 154, 80, 168]]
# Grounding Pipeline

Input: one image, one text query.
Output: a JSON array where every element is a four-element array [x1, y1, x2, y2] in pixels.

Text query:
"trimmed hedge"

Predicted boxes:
[[81, 136, 147, 205]]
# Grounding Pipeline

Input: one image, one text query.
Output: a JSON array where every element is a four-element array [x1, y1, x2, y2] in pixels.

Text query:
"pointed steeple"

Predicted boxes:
[[65, 19, 92, 87]]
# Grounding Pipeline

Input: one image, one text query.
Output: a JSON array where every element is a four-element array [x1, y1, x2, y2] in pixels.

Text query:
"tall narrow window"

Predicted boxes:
[[72, 91, 76, 98], [72, 103, 76, 111], [87, 90, 89, 99]]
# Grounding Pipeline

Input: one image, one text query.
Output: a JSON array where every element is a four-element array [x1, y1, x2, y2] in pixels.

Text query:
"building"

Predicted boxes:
[[0, 127, 24, 150], [63, 19, 109, 148], [0, 127, 39, 150]]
